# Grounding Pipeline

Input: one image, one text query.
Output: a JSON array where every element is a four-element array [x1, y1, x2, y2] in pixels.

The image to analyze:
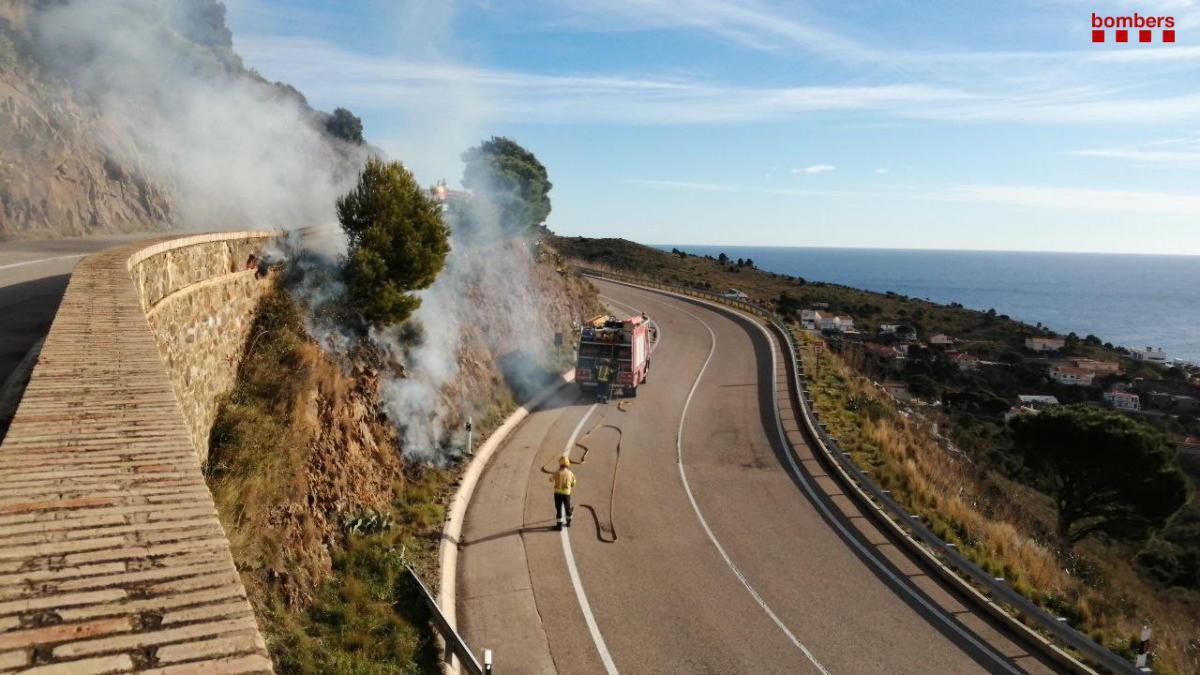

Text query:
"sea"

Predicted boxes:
[[660, 245, 1200, 365]]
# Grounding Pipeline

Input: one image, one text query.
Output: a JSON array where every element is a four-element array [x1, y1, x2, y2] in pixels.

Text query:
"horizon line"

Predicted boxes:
[[648, 242, 1200, 257]]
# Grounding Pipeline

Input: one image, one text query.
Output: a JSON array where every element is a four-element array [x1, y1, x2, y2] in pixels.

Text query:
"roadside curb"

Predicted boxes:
[[437, 368, 576, 672]]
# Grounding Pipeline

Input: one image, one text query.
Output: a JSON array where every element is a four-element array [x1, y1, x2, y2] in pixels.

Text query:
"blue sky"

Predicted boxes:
[[226, 0, 1200, 254]]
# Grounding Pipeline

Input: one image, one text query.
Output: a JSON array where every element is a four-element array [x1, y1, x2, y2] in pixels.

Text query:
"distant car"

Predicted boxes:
[[723, 288, 749, 300]]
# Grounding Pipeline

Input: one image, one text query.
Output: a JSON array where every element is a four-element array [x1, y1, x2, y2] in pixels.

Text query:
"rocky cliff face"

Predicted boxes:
[[0, 2, 173, 238], [0, 0, 367, 240]]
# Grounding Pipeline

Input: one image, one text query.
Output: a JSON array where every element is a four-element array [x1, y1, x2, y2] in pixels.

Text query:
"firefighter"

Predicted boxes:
[[551, 456, 576, 529], [595, 359, 613, 402]]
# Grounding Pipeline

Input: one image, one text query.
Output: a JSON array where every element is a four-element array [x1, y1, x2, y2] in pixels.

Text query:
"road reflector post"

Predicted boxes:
[[484, 648, 494, 674], [1136, 625, 1152, 671]]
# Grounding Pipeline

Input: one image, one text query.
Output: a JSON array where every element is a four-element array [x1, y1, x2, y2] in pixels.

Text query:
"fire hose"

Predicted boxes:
[[541, 413, 625, 543]]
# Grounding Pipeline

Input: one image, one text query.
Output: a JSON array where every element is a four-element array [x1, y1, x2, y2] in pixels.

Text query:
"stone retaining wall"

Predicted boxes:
[[128, 232, 280, 464], [0, 232, 279, 673]]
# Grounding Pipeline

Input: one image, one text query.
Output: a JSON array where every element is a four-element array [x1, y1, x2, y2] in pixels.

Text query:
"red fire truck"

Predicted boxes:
[[575, 314, 652, 400]]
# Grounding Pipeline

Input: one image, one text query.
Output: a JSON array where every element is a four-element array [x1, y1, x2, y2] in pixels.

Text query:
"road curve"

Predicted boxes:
[[0, 234, 172, 437], [456, 278, 1056, 674]]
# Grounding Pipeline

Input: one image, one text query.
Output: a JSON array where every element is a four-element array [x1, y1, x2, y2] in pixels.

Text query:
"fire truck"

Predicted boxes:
[[575, 314, 652, 400]]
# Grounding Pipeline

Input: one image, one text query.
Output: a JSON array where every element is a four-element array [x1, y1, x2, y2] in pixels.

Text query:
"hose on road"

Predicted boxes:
[[541, 410, 626, 544]]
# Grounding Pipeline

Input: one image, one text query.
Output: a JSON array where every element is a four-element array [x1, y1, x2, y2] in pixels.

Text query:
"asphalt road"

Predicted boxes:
[[457, 278, 1058, 674], [0, 233, 169, 433]]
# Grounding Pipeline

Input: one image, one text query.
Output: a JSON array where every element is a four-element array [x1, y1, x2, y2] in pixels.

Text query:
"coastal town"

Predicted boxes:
[[798, 305, 1200, 466]]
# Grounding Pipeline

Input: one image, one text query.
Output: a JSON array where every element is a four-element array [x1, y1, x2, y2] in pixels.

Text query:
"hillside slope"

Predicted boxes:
[[0, 0, 366, 239]]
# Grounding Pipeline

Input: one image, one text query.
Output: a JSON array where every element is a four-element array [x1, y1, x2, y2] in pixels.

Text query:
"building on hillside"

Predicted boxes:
[[1130, 346, 1168, 363], [1025, 336, 1065, 352], [429, 180, 470, 211], [929, 333, 954, 346], [1071, 358, 1121, 374], [880, 323, 900, 334], [952, 352, 980, 371], [804, 310, 854, 333], [1050, 366, 1095, 386], [1103, 390, 1141, 411], [1005, 394, 1060, 422]]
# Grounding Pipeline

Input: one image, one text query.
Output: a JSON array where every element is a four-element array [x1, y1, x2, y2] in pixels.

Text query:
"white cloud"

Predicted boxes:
[[946, 183, 1200, 216], [793, 164, 835, 174], [1069, 137, 1200, 167], [236, 35, 967, 125], [542, 0, 880, 62], [874, 167, 890, 175], [630, 178, 1200, 217], [233, 30, 1200, 129], [627, 178, 863, 198]]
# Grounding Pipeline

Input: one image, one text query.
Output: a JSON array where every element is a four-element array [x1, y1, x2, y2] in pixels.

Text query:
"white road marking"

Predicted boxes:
[[660, 298, 833, 675], [0, 254, 85, 272], [610, 280, 1022, 674], [743, 312, 1024, 674], [558, 403, 619, 675]]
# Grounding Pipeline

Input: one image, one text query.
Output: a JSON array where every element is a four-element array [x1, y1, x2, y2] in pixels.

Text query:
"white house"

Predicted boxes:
[[1025, 336, 1065, 352], [806, 310, 854, 332], [1130, 346, 1168, 363], [880, 324, 900, 335], [1050, 366, 1095, 386], [929, 333, 954, 346], [1103, 391, 1141, 411]]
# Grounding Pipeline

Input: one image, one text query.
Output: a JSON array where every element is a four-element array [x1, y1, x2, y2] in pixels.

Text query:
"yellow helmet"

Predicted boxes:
[[559, 456, 571, 467]]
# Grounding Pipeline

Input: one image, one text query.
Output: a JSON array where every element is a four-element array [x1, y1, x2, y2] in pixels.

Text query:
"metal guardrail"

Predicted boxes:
[[406, 565, 490, 675], [579, 267, 1141, 675]]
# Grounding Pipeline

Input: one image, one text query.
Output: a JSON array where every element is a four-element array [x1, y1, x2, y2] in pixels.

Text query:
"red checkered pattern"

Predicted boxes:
[[1092, 29, 1175, 42]]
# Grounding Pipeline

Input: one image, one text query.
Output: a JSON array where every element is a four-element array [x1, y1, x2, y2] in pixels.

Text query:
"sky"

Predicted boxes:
[[225, 0, 1200, 255]]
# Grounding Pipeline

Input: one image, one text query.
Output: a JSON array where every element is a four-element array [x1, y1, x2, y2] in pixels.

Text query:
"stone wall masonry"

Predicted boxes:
[[129, 232, 281, 464], [0, 233, 278, 673]]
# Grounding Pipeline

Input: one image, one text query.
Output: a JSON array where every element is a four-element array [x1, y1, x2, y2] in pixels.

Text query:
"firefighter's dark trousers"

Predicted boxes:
[[555, 493, 573, 525]]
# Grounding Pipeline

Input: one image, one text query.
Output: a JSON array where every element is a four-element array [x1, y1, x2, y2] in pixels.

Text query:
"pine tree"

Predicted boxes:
[[338, 158, 451, 326]]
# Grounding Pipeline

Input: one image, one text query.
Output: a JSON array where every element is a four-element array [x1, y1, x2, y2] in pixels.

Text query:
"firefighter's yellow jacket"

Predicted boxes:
[[552, 468, 577, 495]]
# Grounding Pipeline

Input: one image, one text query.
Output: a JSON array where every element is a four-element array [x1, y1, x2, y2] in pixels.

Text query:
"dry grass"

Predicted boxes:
[[798, 330, 1199, 673], [206, 288, 449, 673]]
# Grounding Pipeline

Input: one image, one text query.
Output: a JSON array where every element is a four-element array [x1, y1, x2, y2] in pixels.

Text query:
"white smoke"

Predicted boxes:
[[31, 0, 567, 463], [29, 0, 364, 242], [375, 183, 561, 462]]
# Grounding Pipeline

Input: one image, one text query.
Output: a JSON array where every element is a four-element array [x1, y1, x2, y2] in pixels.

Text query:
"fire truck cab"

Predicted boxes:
[[575, 314, 651, 399]]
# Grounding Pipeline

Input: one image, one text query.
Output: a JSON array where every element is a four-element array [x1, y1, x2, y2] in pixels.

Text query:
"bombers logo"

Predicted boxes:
[[1091, 12, 1176, 42]]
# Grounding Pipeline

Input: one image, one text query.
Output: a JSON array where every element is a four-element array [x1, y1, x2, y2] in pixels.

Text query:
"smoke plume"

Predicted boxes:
[[373, 181, 563, 462], [31, 0, 569, 463], [29, 0, 365, 243]]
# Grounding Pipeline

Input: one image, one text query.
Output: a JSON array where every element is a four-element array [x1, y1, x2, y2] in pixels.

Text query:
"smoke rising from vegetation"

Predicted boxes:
[[33, 0, 564, 463], [29, 0, 365, 242], [374, 176, 557, 462]]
